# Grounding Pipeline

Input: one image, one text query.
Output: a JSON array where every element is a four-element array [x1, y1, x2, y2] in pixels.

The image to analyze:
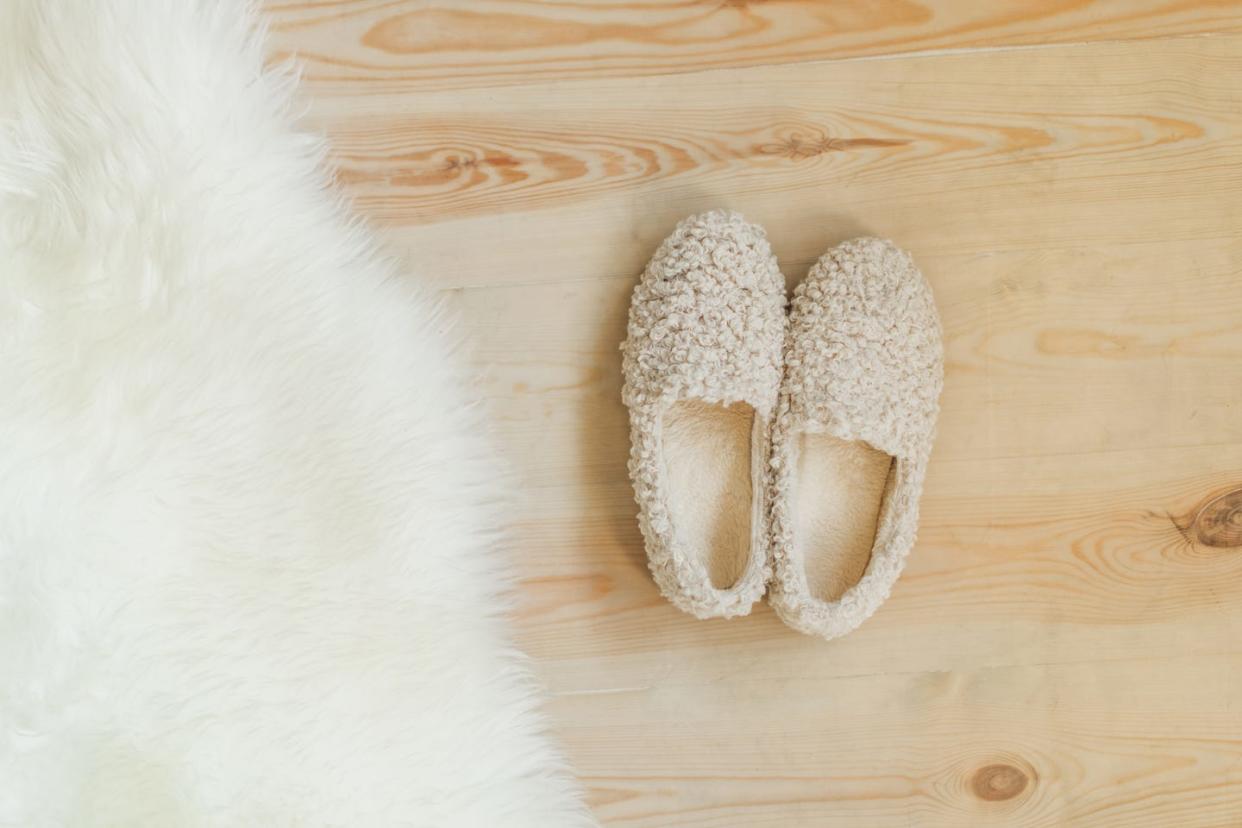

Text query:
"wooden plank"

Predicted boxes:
[[494, 418, 1242, 674], [295, 33, 1242, 306], [450, 240, 1242, 467], [554, 655, 1242, 826], [264, 0, 1242, 92]]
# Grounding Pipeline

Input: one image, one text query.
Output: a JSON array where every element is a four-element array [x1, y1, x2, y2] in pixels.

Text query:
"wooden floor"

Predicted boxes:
[[266, 3, 1242, 825]]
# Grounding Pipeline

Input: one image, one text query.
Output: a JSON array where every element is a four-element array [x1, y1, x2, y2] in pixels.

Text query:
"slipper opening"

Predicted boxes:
[[794, 432, 894, 603], [662, 399, 757, 590]]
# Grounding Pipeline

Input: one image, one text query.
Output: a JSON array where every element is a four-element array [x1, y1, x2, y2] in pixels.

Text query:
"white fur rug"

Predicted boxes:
[[0, 2, 590, 825]]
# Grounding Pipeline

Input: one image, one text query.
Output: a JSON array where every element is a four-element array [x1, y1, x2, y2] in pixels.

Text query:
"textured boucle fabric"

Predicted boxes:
[[767, 238, 943, 639], [621, 210, 786, 618]]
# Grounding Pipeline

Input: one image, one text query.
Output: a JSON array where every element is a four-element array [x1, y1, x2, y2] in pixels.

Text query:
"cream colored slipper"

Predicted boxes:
[[621, 210, 787, 619], [768, 238, 943, 639]]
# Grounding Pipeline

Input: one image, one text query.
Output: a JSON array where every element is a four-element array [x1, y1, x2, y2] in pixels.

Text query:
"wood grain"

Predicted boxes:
[[265, 0, 1242, 92], [315, 40, 1241, 229], [561, 656, 1242, 826], [268, 5, 1242, 825]]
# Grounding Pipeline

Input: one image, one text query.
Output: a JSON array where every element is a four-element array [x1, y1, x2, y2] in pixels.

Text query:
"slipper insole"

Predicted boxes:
[[663, 400, 754, 589], [796, 433, 892, 602]]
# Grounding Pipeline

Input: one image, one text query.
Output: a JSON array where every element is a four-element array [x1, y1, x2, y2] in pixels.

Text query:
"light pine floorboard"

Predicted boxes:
[[266, 0, 1242, 91], [266, 3, 1242, 824]]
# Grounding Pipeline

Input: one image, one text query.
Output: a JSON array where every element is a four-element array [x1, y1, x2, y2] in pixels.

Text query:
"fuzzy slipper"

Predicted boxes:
[[767, 238, 943, 639], [621, 210, 787, 619]]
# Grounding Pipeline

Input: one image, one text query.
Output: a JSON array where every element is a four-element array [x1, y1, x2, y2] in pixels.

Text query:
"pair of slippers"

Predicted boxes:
[[622, 210, 943, 640]]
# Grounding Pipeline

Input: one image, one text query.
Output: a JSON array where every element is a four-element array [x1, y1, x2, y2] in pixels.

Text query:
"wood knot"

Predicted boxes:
[[1192, 488, 1242, 548], [971, 763, 1028, 802]]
